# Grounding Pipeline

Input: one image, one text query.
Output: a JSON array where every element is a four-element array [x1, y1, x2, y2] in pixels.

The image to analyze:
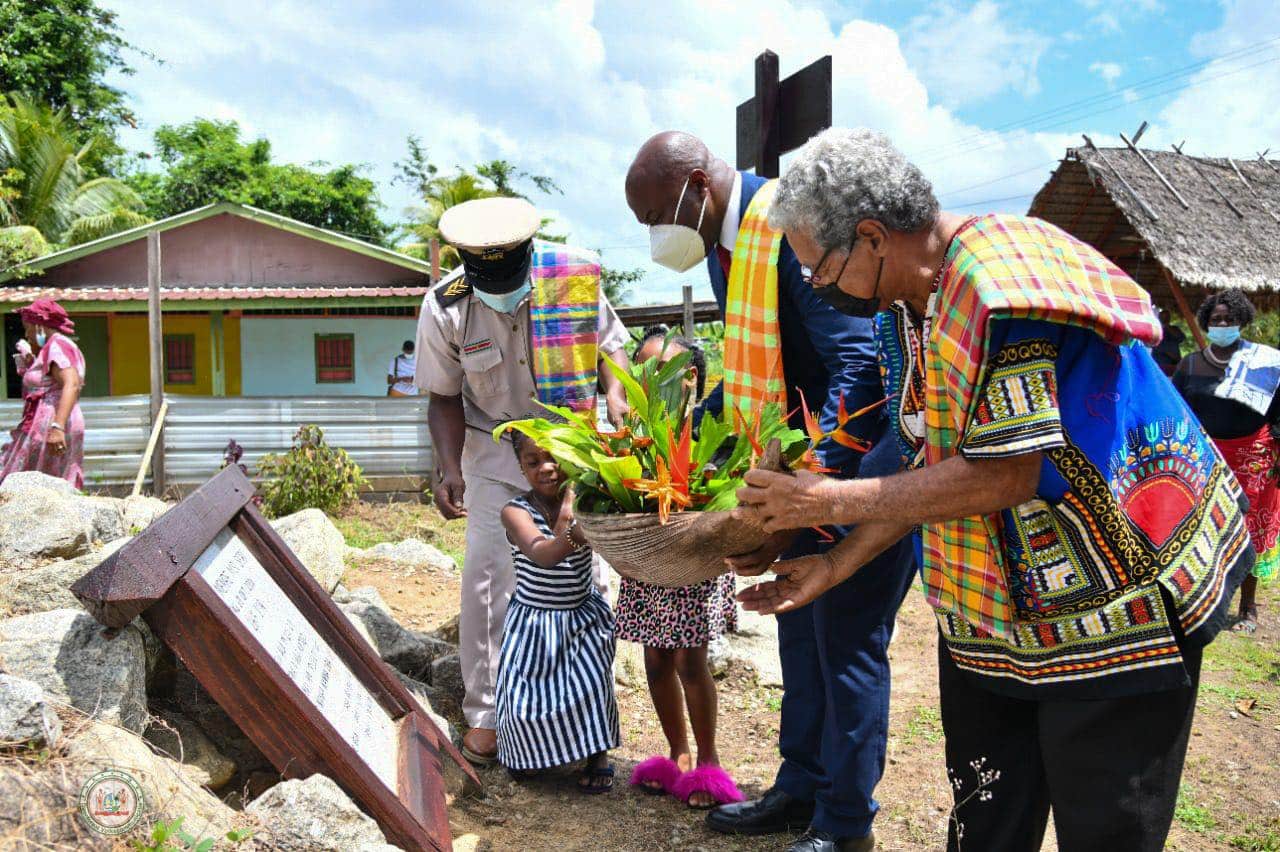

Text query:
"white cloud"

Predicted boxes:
[[1089, 61, 1124, 86], [1153, 0, 1280, 156], [103, 0, 1077, 303], [1091, 11, 1122, 34], [902, 1, 1046, 107]]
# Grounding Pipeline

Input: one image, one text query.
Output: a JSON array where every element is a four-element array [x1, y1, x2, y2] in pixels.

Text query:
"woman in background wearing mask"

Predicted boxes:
[[1174, 288, 1280, 633], [1, 298, 86, 489]]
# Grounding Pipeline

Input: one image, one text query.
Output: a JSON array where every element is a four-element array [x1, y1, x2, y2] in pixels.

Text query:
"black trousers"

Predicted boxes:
[[938, 638, 1202, 852]]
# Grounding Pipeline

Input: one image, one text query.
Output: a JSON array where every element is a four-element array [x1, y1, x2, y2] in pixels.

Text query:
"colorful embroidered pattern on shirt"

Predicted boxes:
[[529, 240, 601, 413], [874, 304, 927, 470], [937, 324, 1247, 690], [921, 214, 1163, 639], [722, 180, 786, 416]]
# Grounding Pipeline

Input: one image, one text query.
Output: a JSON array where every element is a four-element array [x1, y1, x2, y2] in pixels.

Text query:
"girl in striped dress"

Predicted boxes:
[[496, 430, 619, 792]]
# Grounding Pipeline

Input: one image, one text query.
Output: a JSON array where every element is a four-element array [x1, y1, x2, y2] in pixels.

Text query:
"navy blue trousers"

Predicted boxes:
[[772, 533, 916, 838]]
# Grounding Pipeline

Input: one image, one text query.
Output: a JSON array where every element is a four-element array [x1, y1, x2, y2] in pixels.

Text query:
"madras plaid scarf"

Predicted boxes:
[[723, 180, 787, 416], [923, 214, 1161, 638], [529, 240, 601, 413]]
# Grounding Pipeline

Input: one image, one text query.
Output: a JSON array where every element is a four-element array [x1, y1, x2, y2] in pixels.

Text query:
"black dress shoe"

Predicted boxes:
[[786, 827, 876, 852], [705, 787, 816, 836]]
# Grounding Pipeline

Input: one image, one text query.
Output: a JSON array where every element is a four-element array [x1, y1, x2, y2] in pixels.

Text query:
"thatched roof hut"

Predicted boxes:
[[1028, 144, 1280, 343]]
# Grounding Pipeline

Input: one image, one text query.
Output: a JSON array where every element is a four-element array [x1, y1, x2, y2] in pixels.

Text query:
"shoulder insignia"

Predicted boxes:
[[435, 275, 472, 308]]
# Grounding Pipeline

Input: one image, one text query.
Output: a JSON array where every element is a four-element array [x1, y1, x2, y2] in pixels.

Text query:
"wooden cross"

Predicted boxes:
[[736, 51, 832, 179]]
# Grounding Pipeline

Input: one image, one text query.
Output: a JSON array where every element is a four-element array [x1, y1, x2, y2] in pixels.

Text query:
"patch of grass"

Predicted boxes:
[[1175, 785, 1219, 835], [1229, 819, 1280, 852], [331, 500, 467, 566], [903, 705, 944, 745]]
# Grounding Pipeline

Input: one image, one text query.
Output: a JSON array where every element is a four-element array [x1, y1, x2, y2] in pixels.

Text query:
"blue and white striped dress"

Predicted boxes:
[[496, 495, 620, 771]]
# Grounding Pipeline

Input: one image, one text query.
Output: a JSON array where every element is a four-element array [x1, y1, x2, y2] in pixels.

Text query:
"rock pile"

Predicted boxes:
[[0, 472, 466, 850]]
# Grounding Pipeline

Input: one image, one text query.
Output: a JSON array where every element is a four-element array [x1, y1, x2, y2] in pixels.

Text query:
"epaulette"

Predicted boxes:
[[434, 274, 472, 308]]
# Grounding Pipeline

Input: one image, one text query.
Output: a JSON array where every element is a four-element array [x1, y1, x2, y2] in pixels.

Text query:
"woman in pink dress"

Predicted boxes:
[[1, 299, 86, 489]]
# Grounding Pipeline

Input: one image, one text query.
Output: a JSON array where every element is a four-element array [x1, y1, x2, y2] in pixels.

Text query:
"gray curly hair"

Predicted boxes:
[[768, 128, 939, 252]]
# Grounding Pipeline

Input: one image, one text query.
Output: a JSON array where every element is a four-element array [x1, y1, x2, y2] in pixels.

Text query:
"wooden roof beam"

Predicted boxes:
[[1119, 132, 1190, 209], [1082, 135, 1159, 221], [1171, 144, 1245, 218]]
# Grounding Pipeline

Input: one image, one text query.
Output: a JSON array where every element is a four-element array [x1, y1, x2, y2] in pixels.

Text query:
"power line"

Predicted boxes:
[[912, 33, 1280, 163], [919, 50, 1280, 169]]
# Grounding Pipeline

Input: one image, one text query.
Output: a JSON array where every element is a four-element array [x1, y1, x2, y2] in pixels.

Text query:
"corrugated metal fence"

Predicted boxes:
[[0, 395, 433, 492]]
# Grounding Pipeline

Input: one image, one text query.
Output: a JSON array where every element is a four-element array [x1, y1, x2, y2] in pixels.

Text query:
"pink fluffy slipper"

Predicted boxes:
[[629, 756, 683, 795], [672, 765, 745, 808]]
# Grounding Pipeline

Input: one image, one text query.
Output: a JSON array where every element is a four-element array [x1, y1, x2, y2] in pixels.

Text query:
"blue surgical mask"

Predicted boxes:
[[475, 282, 531, 314], [34, 331, 46, 347], [1207, 325, 1241, 347]]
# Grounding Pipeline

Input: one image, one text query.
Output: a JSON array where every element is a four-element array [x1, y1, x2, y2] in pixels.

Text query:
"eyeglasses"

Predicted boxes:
[[800, 232, 858, 286]]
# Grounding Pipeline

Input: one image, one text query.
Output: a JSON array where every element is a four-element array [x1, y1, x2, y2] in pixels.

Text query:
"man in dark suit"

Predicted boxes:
[[624, 131, 916, 852]]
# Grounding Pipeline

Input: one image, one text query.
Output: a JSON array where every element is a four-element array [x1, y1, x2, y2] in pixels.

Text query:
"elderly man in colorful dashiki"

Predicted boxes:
[[415, 197, 631, 767], [735, 128, 1252, 852]]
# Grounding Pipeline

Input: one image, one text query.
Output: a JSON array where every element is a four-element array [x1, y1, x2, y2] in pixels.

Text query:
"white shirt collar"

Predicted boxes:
[[719, 171, 743, 252]]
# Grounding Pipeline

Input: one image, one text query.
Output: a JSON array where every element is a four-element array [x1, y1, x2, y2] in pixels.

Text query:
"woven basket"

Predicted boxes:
[[576, 507, 772, 587], [576, 438, 788, 588]]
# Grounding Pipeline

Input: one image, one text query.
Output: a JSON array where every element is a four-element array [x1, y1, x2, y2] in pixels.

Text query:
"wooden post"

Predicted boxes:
[[147, 231, 166, 497], [755, 51, 781, 179], [210, 311, 226, 397], [682, 284, 695, 339], [429, 239, 441, 283], [1160, 265, 1207, 351]]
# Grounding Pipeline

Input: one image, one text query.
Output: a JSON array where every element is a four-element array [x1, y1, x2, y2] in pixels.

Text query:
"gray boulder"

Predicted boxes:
[[0, 761, 112, 849], [0, 674, 61, 748], [67, 719, 240, 840], [270, 508, 346, 592], [247, 774, 391, 851], [144, 710, 237, 790], [335, 586, 452, 681], [1, 536, 131, 615], [0, 470, 79, 497], [69, 495, 126, 545], [121, 494, 169, 534], [0, 487, 93, 566], [431, 653, 465, 709], [359, 538, 456, 571], [0, 609, 147, 732], [396, 672, 459, 749]]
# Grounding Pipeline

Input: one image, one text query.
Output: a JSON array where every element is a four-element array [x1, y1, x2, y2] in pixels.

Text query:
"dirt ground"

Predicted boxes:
[[339, 502, 1280, 851]]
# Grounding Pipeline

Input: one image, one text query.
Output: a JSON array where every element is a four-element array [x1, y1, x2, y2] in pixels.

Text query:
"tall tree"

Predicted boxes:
[[127, 119, 392, 243], [0, 94, 147, 260], [394, 138, 567, 268], [0, 0, 147, 172]]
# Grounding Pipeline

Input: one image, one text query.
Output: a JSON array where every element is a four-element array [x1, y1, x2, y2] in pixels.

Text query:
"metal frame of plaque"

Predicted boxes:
[[71, 465, 477, 852]]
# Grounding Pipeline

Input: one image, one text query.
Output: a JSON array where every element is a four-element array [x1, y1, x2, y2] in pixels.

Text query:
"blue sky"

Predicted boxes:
[[104, 0, 1280, 303]]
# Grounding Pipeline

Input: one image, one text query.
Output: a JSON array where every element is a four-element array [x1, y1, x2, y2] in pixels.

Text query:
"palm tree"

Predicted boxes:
[[0, 94, 149, 255], [401, 171, 496, 270]]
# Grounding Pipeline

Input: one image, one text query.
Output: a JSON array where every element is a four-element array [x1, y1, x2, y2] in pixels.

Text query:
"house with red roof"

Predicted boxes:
[[0, 201, 435, 398]]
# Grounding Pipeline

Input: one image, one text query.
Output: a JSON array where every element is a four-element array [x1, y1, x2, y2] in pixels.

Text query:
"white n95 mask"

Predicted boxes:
[[649, 177, 709, 272]]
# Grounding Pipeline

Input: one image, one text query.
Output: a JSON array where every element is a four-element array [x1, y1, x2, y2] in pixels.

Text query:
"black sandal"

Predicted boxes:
[[577, 763, 614, 795]]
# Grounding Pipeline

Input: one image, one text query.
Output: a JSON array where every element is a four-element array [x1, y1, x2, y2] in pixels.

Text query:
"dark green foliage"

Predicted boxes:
[[0, 0, 147, 172], [126, 119, 391, 243], [257, 425, 367, 518]]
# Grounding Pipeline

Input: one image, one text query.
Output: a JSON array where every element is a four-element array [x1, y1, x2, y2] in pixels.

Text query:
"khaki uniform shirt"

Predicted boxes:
[[415, 276, 631, 487]]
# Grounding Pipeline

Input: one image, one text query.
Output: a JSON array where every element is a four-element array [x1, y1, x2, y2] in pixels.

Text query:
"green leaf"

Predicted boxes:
[[704, 486, 742, 512], [591, 452, 643, 511], [602, 356, 649, 423], [692, 410, 732, 467]]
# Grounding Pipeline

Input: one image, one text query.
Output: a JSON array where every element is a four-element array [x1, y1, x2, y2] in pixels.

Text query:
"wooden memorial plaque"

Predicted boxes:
[[71, 465, 477, 852]]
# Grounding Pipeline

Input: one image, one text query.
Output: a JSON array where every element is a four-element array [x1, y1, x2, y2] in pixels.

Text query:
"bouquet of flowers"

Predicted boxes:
[[495, 345, 877, 585]]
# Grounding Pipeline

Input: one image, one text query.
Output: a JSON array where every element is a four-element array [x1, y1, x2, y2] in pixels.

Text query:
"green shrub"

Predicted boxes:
[[257, 425, 366, 518]]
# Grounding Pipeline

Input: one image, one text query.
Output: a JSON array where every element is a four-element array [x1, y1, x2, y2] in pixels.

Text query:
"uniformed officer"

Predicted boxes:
[[414, 196, 631, 765]]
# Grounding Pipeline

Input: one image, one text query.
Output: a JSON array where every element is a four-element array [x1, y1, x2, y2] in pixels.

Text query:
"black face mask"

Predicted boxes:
[[814, 258, 883, 318]]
